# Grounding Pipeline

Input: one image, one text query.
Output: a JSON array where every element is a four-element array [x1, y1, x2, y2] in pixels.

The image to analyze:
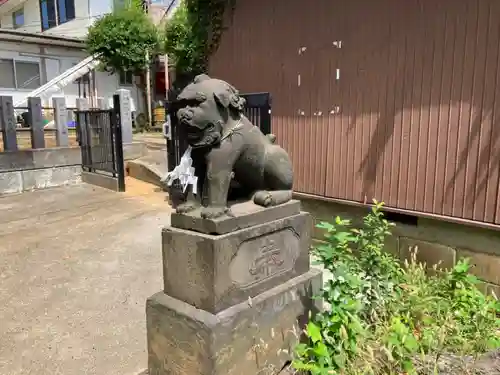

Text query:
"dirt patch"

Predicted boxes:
[[123, 176, 170, 207], [416, 350, 500, 375]]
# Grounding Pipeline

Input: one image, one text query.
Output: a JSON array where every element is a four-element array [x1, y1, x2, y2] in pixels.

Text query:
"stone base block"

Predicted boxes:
[[171, 200, 301, 235], [163, 212, 312, 313], [146, 269, 322, 375], [82, 171, 120, 191]]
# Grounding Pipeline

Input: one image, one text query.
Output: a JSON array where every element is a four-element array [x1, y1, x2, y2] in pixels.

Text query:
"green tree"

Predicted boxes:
[[164, 1, 205, 79], [164, 0, 234, 87], [86, 7, 162, 75]]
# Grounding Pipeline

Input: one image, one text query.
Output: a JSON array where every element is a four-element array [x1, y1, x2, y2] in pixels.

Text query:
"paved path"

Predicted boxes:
[[132, 133, 166, 149], [0, 179, 171, 375]]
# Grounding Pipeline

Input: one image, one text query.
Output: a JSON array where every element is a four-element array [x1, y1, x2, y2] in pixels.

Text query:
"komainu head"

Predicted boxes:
[[176, 74, 246, 148]]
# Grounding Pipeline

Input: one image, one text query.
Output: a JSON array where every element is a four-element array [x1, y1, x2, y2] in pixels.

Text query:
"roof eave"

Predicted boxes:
[[0, 29, 85, 48]]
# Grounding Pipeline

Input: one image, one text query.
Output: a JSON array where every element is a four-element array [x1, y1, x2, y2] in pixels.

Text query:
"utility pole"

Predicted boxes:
[[143, 0, 153, 128], [145, 51, 152, 128], [164, 54, 169, 99]]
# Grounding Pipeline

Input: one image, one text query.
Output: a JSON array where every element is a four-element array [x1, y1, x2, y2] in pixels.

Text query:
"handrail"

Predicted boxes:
[[13, 55, 100, 108]]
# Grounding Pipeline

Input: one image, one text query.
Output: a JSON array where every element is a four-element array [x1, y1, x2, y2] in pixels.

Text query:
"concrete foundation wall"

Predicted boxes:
[[0, 142, 148, 195], [300, 197, 500, 297], [0, 166, 82, 194]]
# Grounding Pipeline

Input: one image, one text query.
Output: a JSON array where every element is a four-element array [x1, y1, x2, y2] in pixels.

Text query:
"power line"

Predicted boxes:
[[159, 0, 177, 23]]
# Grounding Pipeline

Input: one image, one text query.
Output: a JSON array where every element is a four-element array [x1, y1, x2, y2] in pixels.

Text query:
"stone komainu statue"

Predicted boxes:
[[173, 74, 293, 219]]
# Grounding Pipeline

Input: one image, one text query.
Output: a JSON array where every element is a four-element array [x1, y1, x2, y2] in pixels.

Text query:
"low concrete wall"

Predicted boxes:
[[299, 197, 500, 297], [0, 142, 148, 195]]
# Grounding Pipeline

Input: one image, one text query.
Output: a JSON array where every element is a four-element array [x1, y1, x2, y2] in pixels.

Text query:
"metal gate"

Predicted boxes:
[[76, 95, 125, 192], [166, 92, 272, 172]]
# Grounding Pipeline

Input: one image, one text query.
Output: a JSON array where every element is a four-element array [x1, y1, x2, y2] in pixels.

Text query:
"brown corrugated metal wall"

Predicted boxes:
[[209, 0, 500, 225]]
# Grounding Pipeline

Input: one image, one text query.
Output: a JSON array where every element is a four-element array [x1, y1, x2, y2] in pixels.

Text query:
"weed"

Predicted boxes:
[[293, 200, 500, 375]]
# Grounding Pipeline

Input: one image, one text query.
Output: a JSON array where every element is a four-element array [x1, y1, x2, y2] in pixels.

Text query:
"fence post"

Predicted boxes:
[[115, 89, 133, 144], [97, 98, 108, 110], [52, 97, 68, 147], [76, 98, 90, 146], [0, 96, 17, 151], [28, 97, 45, 149], [112, 94, 126, 192], [76, 97, 90, 111]]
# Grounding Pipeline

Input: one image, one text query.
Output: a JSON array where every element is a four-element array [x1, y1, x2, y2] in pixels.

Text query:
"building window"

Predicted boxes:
[[0, 59, 41, 89], [119, 70, 134, 86], [12, 8, 24, 29], [16, 62, 42, 89], [0, 60, 15, 88], [39, 0, 75, 31], [57, 0, 75, 25]]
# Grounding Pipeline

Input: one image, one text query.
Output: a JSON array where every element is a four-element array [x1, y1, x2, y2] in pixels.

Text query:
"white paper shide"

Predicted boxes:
[[161, 146, 198, 194]]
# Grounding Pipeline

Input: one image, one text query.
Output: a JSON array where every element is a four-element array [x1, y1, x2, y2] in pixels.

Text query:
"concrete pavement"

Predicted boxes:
[[0, 179, 171, 375]]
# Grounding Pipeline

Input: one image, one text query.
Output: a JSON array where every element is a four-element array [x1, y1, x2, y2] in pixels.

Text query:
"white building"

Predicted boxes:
[[0, 0, 150, 111]]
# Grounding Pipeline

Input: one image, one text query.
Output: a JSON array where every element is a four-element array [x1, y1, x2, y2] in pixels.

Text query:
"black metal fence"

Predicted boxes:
[[76, 95, 125, 192], [165, 92, 272, 172]]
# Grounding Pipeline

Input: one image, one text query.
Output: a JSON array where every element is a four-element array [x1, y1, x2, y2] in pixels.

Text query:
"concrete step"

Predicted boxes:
[[143, 141, 167, 151], [126, 150, 168, 189]]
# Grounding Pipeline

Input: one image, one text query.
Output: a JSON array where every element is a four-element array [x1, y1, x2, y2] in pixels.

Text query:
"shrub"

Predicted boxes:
[[293, 201, 500, 375]]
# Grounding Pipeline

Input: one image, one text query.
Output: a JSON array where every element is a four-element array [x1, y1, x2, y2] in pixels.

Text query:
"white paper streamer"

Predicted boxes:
[[161, 146, 198, 194]]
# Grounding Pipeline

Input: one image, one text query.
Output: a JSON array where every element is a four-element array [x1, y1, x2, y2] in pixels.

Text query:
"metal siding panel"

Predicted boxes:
[[469, 1, 491, 221], [208, 0, 500, 226], [433, 1, 456, 212], [351, 2, 368, 202], [303, 2, 316, 195], [293, 0, 310, 194], [443, 1, 468, 217], [425, 0, 446, 213], [452, 0, 479, 218], [434, 0, 456, 215], [381, 9, 399, 206], [359, 2, 392, 202], [397, 2, 418, 208], [315, 0, 332, 197], [485, 1, 500, 223], [344, 64, 356, 201], [390, 1, 409, 208], [406, 1, 426, 210], [325, 0, 346, 199], [324, 0, 341, 199], [415, 0, 436, 213]]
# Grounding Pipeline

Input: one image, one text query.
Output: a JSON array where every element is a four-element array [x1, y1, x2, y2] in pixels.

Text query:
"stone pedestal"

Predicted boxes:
[[146, 200, 322, 375]]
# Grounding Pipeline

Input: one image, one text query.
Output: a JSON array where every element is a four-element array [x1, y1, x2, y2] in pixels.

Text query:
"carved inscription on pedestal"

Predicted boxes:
[[229, 228, 300, 289]]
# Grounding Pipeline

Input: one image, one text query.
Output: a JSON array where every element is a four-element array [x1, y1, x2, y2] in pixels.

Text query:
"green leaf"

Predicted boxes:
[[403, 359, 415, 372], [307, 321, 322, 343], [317, 221, 335, 231], [403, 335, 419, 353], [334, 231, 356, 243], [313, 342, 330, 358]]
